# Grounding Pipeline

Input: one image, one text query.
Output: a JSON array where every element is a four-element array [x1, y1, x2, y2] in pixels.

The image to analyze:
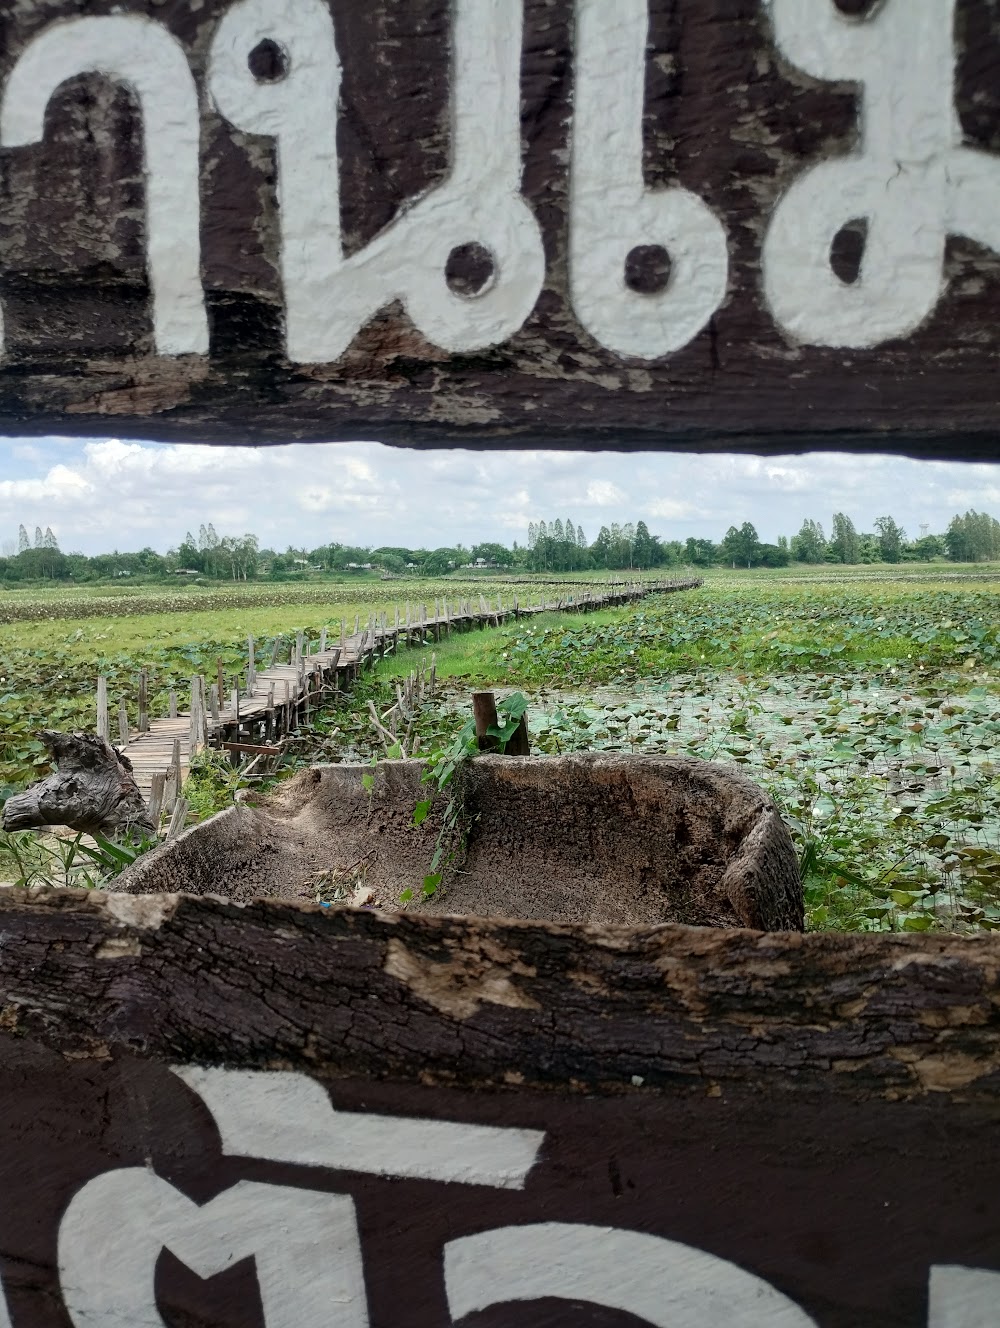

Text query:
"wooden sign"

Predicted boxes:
[[0, 889, 999, 1326], [0, 0, 999, 456]]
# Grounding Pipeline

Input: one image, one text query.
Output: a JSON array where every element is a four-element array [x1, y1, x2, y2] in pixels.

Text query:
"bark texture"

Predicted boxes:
[[0, 887, 998, 1103], [1, 732, 154, 838], [115, 755, 803, 931]]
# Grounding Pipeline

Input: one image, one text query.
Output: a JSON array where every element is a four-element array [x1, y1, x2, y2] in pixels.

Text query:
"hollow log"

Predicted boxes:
[[1, 732, 155, 839], [114, 755, 803, 930]]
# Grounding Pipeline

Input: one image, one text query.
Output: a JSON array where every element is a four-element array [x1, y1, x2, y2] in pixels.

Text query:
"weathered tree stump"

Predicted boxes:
[[1, 732, 155, 840]]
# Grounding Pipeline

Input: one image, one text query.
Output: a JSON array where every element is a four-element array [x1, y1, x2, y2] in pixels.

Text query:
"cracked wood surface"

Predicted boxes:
[[0, 891, 998, 1323], [0, 1, 998, 457], [1, 887, 999, 1103]]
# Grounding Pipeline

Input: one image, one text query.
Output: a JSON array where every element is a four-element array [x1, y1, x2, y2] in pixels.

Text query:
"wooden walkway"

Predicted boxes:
[[109, 579, 701, 818]]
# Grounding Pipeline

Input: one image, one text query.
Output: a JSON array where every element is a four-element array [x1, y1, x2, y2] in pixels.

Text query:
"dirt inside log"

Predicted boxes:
[[116, 755, 802, 931]]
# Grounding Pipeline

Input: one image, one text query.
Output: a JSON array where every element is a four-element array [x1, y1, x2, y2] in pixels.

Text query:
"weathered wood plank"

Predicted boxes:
[[0, 889, 997, 1325], [0, 2, 998, 457]]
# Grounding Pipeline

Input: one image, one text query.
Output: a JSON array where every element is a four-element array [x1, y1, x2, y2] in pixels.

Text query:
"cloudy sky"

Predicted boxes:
[[0, 436, 997, 556]]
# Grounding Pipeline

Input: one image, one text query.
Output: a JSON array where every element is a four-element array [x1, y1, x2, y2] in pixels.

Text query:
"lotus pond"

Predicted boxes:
[[313, 575, 1000, 933]]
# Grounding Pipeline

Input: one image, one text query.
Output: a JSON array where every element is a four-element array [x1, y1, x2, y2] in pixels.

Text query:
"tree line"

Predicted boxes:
[[1, 510, 998, 583]]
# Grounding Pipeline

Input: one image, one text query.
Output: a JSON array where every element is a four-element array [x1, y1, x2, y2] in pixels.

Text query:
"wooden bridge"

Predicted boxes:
[[101, 578, 701, 827]]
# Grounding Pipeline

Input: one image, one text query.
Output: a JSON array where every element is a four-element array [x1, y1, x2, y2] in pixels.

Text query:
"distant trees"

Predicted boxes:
[[527, 517, 592, 571], [7, 503, 1000, 586], [471, 542, 510, 566], [684, 537, 717, 567], [791, 519, 826, 564], [912, 533, 944, 561], [721, 522, 762, 568], [829, 513, 860, 564], [875, 516, 906, 564], [945, 510, 1000, 562]]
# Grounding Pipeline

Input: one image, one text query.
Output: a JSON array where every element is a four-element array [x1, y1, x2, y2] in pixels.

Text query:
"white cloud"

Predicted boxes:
[[583, 480, 626, 506], [645, 497, 699, 520], [1, 439, 999, 555]]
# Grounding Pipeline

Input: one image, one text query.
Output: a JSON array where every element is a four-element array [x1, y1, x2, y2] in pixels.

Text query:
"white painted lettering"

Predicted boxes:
[[208, 0, 545, 363], [445, 1222, 820, 1325], [174, 1065, 544, 1188], [59, 1172, 369, 1328], [929, 1265, 1000, 1327], [569, 0, 729, 359], [763, 0, 1000, 348], [0, 16, 208, 357]]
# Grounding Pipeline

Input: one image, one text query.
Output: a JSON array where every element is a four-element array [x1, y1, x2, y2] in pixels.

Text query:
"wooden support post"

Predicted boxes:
[[506, 713, 531, 756], [320, 627, 327, 653], [147, 771, 165, 831], [216, 659, 225, 713], [166, 797, 188, 840], [247, 636, 255, 694], [269, 638, 280, 667], [340, 619, 346, 648], [168, 690, 178, 719], [163, 764, 177, 817], [117, 698, 129, 747], [138, 670, 149, 733], [96, 676, 109, 742], [472, 692, 499, 752], [354, 614, 360, 635], [188, 678, 200, 753], [295, 631, 304, 668]]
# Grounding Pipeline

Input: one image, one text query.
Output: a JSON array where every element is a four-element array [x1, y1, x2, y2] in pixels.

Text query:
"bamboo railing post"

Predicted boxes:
[[138, 670, 149, 733], [96, 677, 109, 742], [147, 772, 165, 832], [188, 678, 202, 754], [166, 797, 188, 840]]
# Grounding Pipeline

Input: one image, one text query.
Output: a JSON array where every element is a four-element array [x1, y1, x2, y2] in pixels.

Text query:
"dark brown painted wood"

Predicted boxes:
[[0, 1, 997, 458], [0, 888, 997, 1326]]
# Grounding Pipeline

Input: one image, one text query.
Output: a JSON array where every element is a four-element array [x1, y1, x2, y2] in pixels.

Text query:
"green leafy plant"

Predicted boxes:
[[399, 692, 529, 903], [0, 827, 156, 889]]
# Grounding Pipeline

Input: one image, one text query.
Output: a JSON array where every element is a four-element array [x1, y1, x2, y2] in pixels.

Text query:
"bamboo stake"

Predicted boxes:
[[138, 669, 149, 733], [147, 772, 165, 830], [96, 676, 109, 741], [166, 797, 188, 840]]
